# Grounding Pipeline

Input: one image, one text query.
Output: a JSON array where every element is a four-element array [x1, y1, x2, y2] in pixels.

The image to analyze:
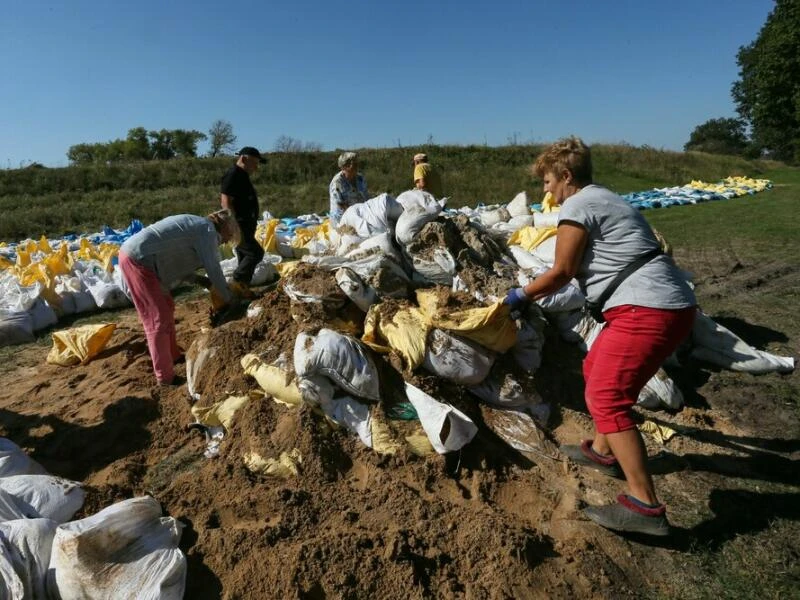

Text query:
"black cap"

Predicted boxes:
[[238, 146, 266, 163]]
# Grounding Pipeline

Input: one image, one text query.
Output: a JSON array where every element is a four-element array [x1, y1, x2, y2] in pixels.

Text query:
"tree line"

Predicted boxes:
[[686, 0, 800, 162]]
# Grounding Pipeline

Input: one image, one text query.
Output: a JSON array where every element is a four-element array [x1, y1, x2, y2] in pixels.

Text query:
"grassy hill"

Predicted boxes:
[[0, 144, 775, 242]]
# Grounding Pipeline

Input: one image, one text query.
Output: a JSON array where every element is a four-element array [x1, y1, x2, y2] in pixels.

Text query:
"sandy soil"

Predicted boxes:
[[0, 250, 797, 599]]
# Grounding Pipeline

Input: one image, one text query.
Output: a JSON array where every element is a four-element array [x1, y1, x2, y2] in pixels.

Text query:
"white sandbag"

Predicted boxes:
[[637, 368, 684, 410], [533, 212, 559, 228], [345, 232, 403, 264], [79, 266, 130, 309], [479, 207, 511, 228], [186, 336, 218, 402], [0, 439, 46, 478], [0, 534, 24, 599], [552, 309, 604, 352], [421, 329, 495, 385], [0, 274, 42, 313], [506, 192, 531, 217], [320, 395, 373, 448], [296, 375, 335, 407], [481, 405, 555, 453], [294, 329, 381, 401], [468, 370, 543, 409], [0, 311, 35, 347], [72, 290, 97, 314], [28, 299, 58, 332], [690, 312, 795, 374], [508, 245, 549, 272], [344, 254, 410, 300], [220, 255, 279, 286], [49, 496, 186, 600], [408, 247, 456, 285], [405, 383, 477, 453], [335, 233, 365, 257], [517, 270, 586, 313], [0, 518, 58, 599], [529, 235, 557, 265], [512, 317, 545, 373], [0, 475, 84, 524], [0, 489, 33, 522], [396, 204, 442, 246], [395, 189, 442, 212], [336, 268, 377, 312], [508, 215, 535, 228], [339, 193, 401, 238], [283, 276, 347, 308]]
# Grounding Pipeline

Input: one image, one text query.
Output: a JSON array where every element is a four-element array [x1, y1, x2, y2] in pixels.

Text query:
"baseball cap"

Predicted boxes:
[[238, 146, 266, 163]]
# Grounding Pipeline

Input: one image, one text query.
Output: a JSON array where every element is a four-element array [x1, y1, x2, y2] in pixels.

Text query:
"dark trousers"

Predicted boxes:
[[233, 223, 265, 284]]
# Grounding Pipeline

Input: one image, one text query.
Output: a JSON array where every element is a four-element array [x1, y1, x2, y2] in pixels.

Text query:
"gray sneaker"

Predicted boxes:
[[583, 495, 670, 536], [560, 440, 623, 478]]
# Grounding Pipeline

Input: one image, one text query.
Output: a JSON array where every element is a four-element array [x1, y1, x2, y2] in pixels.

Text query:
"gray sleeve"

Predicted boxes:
[[196, 229, 232, 304], [558, 199, 592, 230]]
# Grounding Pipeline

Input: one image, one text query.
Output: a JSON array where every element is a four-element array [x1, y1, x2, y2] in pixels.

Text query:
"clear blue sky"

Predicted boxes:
[[1, 0, 774, 168]]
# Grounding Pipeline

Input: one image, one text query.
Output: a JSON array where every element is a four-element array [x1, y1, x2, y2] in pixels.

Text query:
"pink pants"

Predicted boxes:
[[583, 304, 696, 434], [119, 252, 181, 384]]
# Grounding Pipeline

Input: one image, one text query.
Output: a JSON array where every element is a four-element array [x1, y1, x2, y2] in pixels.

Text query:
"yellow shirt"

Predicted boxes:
[[413, 163, 443, 198]]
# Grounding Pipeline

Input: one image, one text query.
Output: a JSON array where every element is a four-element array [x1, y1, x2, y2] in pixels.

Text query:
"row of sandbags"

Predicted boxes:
[[0, 438, 185, 599]]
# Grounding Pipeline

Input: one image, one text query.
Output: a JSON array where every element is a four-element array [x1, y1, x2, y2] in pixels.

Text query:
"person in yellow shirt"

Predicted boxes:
[[412, 153, 443, 198]]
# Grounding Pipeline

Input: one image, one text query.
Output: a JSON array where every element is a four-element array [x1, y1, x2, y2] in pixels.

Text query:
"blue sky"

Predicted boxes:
[[1, 0, 774, 168]]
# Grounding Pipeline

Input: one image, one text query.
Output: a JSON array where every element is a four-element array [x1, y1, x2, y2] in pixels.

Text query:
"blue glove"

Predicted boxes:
[[504, 287, 529, 308]]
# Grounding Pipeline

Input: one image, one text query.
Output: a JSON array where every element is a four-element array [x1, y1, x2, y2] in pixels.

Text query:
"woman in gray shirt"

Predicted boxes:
[[505, 137, 696, 536]]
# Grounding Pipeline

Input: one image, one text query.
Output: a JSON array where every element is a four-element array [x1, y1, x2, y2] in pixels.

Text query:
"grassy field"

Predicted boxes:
[[0, 144, 772, 242]]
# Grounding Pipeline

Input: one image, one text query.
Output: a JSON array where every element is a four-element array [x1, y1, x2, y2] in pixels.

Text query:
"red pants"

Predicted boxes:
[[119, 252, 181, 384], [583, 305, 695, 434]]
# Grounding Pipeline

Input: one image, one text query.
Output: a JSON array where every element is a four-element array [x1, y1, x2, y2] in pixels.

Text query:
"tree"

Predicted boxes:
[[684, 118, 750, 155], [172, 129, 207, 158], [208, 120, 237, 157], [125, 127, 151, 161], [732, 0, 800, 161], [274, 134, 323, 152]]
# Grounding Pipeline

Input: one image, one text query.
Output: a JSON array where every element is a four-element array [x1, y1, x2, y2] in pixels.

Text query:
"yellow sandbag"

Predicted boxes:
[[416, 290, 517, 353], [275, 260, 299, 277], [405, 432, 435, 457], [255, 218, 280, 254], [46, 323, 117, 366], [191, 394, 251, 429], [541, 191, 558, 213], [0, 255, 12, 270], [370, 410, 402, 455], [290, 227, 316, 249], [243, 449, 302, 478], [38, 236, 53, 254], [362, 305, 429, 369], [638, 420, 678, 445], [507, 226, 557, 251], [241, 354, 303, 406]]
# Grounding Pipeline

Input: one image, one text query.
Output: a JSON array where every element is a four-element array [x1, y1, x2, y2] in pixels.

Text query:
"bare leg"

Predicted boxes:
[[605, 428, 658, 505], [592, 432, 612, 456]]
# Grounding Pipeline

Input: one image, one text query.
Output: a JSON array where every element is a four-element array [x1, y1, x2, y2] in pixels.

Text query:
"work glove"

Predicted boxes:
[[209, 301, 244, 327], [503, 287, 529, 309]]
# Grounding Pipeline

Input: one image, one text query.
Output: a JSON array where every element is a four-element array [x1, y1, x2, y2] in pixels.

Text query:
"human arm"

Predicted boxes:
[[196, 229, 233, 305], [329, 177, 346, 223], [220, 193, 233, 211]]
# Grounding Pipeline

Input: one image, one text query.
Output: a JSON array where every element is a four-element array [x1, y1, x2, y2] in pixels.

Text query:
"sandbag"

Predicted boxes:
[[395, 189, 441, 212], [0, 489, 33, 522], [339, 193, 402, 238], [408, 247, 456, 285], [468, 369, 543, 409], [0, 311, 34, 347], [294, 329, 380, 401], [0, 533, 24, 599], [79, 265, 130, 309], [46, 323, 117, 367], [0, 518, 58, 599], [396, 205, 441, 246], [342, 254, 410, 300], [344, 232, 403, 265], [552, 309, 604, 352], [479, 207, 511, 227], [512, 315, 545, 373], [336, 268, 377, 312], [241, 354, 303, 406], [220, 255, 279, 286], [637, 368, 684, 410], [48, 496, 186, 600], [185, 334, 218, 402], [0, 439, 46, 478], [296, 375, 335, 407], [506, 191, 531, 217], [28, 299, 57, 332], [0, 475, 85, 524], [508, 246, 549, 272], [405, 383, 477, 453], [533, 212, 559, 228], [421, 329, 495, 385]]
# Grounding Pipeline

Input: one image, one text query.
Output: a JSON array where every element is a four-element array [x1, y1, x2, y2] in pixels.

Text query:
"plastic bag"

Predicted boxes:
[[46, 323, 117, 366], [0, 475, 85, 524], [0, 439, 46, 478], [421, 329, 495, 385], [0, 518, 58, 599]]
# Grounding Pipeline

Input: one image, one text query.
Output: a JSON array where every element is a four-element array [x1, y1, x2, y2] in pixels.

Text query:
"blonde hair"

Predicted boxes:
[[532, 137, 593, 186]]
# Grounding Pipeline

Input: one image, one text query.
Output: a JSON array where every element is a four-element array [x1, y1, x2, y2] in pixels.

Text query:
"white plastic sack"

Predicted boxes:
[[529, 235, 557, 265], [516, 270, 586, 314], [533, 212, 559, 228], [0, 532, 24, 598], [690, 312, 795, 374], [320, 395, 373, 448], [339, 193, 402, 238], [0, 311, 35, 347], [49, 496, 186, 600], [409, 247, 456, 285], [479, 207, 511, 228], [405, 383, 477, 453], [296, 375, 335, 407], [637, 368, 684, 410], [0, 489, 33, 522], [0, 475, 84, 524], [29, 299, 58, 332], [186, 337, 218, 402], [343, 254, 410, 300], [79, 265, 130, 309], [508, 215, 535, 228], [0, 518, 57, 599], [220, 255, 279, 286], [396, 204, 442, 246], [395, 189, 442, 212], [512, 318, 544, 373], [336, 268, 377, 312], [345, 232, 403, 265], [0, 274, 42, 313], [468, 371, 543, 409], [0, 439, 46, 478], [553, 309, 604, 352], [506, 192, 531, 217], [421, 329, 495, 385], [294, 329, 381, 401], [508, 246, 549, 272]]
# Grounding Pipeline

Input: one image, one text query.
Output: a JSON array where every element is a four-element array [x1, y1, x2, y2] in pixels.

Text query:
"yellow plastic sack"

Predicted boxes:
[[362, 305, 429, 369], [243, 449, 302, 478], [541, 191, 558, 213], [416, 290, 517, 353], [275, 260, 299, 277], [638, 420, 678, 445], [240, 354, 303, 406], [255, 218, 280, 254], [46, 323, 117, 366], [507, 226, 557, 251], [191, 394, 252, 429]]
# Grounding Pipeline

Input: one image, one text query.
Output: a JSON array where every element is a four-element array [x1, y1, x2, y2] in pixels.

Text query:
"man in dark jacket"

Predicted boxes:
[[220, 146, 266, 295]]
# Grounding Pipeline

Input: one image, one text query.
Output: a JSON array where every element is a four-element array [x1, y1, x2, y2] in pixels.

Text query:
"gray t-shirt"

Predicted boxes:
[[558, 185, 696, 311]]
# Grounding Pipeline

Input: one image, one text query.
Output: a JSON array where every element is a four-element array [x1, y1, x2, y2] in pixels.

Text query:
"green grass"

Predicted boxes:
[[0, 144, 776, 242]]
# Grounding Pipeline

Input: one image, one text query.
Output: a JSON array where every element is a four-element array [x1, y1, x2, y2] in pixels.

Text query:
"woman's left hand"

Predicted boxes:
[[504, 287, 529, 308]]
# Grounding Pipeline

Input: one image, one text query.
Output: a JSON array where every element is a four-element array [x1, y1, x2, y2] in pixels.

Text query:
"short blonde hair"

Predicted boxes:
[[532, 137, 593, 186], [338, 151, 358, 168]]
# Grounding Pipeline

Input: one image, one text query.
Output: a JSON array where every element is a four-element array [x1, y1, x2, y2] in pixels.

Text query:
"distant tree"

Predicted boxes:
[[208, 120, 237, 157], [684, 118, 750, 155], [274, 134, 323, 153], [125, 127, 151, 160], [732, 0, 800, 161], [148, 129, 175, 160], [67, 143, 98, 164], [172, 129, 207, 158]]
